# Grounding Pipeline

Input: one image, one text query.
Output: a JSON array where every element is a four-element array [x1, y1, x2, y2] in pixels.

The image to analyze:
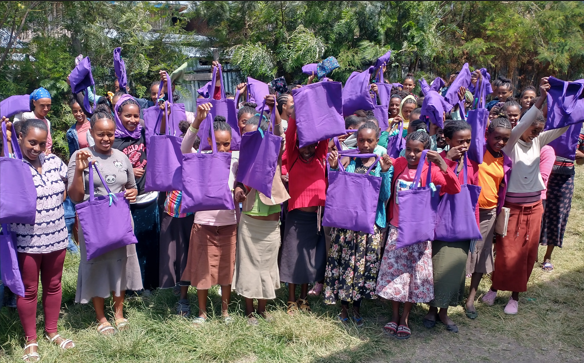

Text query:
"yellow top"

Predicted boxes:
[[477, 151, 505, 209]]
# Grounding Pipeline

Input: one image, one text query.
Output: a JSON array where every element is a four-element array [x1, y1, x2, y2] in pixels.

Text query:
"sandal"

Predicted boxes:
[[223, 316, 234, 325], [97, 322, 117, 336], [308, 282, 324, 296], [542, 262, 554, 271], [383, 322, 398, 336], [396, 325, 411, 340], [247, 316, 259, 326], [176, 299, 191, 317], [45, 333, 75, 349], [192, 316, 206, 326], [287, 301, 298, 315], [465, 309, 478, 320], [353, 316, 364, 328], [22, 343, 40, 362], [297, 298, 311, 312], [337, 314, 349, 325], [114, 318, 130, 332]]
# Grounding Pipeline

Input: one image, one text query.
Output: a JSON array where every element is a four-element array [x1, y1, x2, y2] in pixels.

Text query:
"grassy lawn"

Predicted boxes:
[[1, 167, 583, 363]]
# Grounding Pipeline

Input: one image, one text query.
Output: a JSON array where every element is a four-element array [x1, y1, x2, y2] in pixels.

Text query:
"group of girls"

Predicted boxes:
[[1, 61, 583, 362]]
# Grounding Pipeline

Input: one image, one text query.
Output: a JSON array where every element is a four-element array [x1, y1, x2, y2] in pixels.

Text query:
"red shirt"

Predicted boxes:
[[440, 151, 481, 227], [285, 117, 328, 211]]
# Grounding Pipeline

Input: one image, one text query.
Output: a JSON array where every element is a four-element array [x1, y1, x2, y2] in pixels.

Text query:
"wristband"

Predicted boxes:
[[188, 126, 198, 133]]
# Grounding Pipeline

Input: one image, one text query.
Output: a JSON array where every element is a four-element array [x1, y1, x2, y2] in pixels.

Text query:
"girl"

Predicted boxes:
[[519, 86, 537, 112], [66, 95, 93, 157], [389, 94, 402, 120], [503, 100, 522, 128], [67, 110, 141, 335], [277, 93, 294, 131], [280, 112, 328, 312], [489, 102, 505, 121], [180, 108, 239, 324], [402, 73, 416, 96], [237, 102, 257, 134], [399, 95, 417, 130], [465, 118, 512, 318], [376, 131, 460, 339], [325, 122, 393, 327], [496, 76, 514, 103], [112, 96, 160, 291], [1, 118, 74, 361], [233, 95, 289, 325], [483, 78, 569, 314], [13, 88, 53, 154], [423, 121, 480, 332]]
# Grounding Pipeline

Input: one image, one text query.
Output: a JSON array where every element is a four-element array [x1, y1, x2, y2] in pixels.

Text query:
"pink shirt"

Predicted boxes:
[[76, 121, 91, 149], [390, 167, 418, 227], [539, 145, 556, 200]]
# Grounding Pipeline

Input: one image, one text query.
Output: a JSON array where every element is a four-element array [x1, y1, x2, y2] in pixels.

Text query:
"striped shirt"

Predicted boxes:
[[163, 190, 192, 218], [10, 153, 68, 254]]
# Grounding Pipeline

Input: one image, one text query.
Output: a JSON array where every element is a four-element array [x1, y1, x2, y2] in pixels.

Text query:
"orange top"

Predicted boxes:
[[477, 151, 505, 209]]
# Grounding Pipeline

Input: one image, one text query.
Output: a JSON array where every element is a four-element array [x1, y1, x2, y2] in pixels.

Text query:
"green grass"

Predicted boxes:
[[1, 168, 584, 362]]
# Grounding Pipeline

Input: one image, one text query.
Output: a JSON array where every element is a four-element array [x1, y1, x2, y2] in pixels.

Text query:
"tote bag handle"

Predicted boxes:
[[257, 96, 277, 136], [209, 65, 226, 101], [454, 155, 469, 185], [88, 161, 115, 202], [2, 122, 24, 160], [410, 150, 432, 190], [336, 151, 381, 175], [197, 114, 218, 154]]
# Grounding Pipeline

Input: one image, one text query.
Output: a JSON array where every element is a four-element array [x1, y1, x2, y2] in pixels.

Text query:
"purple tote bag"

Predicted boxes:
[[292, 81, 346, 148], [0, 224, 25, 297], [302, 63, 318, 76], [546, 77, 584, 130], [396, 150, 442, 249], [0, 122, 37, 224], [198, 66, 242, 151], [466, 108, 489, 164], [434, 157, 482, 242], [547, 122, 582, 160], [143, 86, 183, 192], [444, 63, 472, 120], [247, 77, 270, 112], [376, 82, 392, 108], [75, 162, 138, 261], [386, 121, 406, 158], [236, 98, 282, 198], [342, 67, 376, 116], [322, 152, 382, 234], [143, 71, 187, 147], [419, 78, 431, 96], [113, 47, 128, 90], [69, 56, 96, 113], [431, 77, 445, 92], [0, 95, 30, 117], [420, 90, 453, 129], [181, 114, 235, 213]]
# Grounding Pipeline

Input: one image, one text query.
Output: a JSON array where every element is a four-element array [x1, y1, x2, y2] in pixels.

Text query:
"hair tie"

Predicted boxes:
[[254, 113, 268, 122]]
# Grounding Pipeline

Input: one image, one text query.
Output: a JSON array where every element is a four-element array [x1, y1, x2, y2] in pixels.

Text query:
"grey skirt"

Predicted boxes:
[[75, 223, 143, 304], [279, 210, 326, 284]]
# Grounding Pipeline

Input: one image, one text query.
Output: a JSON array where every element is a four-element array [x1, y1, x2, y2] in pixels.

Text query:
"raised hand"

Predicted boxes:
[[426, 150, 448, 172], [380, 154, 393, 172], [234, 186, 247, 203], [446, 144, 467, 161], [76, 150, 92, 172], [194, 102, 213, 128], [328, 150, 339, 169]]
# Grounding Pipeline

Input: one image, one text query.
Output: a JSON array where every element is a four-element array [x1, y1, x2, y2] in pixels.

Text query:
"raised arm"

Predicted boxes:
[[181, 103, 211, 154]]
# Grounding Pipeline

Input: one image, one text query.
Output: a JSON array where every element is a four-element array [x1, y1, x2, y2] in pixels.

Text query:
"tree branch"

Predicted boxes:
[[0, 2, 38, 69]]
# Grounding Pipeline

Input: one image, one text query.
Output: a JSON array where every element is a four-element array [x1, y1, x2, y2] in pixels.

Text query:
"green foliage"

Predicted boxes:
[[231, 43, 277, 81]]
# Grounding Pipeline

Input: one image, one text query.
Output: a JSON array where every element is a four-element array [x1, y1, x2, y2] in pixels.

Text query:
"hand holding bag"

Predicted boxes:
[[322, 152, 382, 234], [0, 122, 37, 224], [396, 150, 442, 248], [75, 162, 138, 261], [181, 114, 235, 213], [292, 81, 346, 148], [236, 98, 282, 198], [0, 224, 25, 297], [434, 156, 482, 242]]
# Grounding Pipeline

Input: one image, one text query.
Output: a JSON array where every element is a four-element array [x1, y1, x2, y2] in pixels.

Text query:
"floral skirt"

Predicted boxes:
[[323, 226, 383, 304], [375, 225, 434, 303]]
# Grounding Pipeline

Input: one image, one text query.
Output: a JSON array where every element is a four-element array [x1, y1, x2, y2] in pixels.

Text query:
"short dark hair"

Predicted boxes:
[[344, 115, 365, 129], [487, 117, 512, 133], [238, 102, 257, 120], [245, 113, 269, 132], [357, 121, 380, 138], [19, 119, 48, 138], [406, 128, 431, 149], [89, 110, 115, 128], [443, 120, 472, 139], [210, 116, 232, 137]]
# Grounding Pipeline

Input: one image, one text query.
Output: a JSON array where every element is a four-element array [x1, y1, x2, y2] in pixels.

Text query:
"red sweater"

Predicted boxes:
[[388, 156, 461, 223], [285, 117, 328, 211], [441, 152, 481, 227]]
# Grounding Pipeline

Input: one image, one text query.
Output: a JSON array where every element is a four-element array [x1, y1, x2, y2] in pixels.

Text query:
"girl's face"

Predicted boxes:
[[112, 95, 121, 106], [356, 128, 378, 154], [520, 122, 545, 143], [70, 102, 86, 124], [150, 83, 160, 104], [91, 118, 116, 153], [403, 79, 415, 93], [33, 98, 51, 119], [497, 85, 513, 102], [119, 104, 141, 132], [486, 127, 511, 153], [401, 102, 416, 121], [505, 106, 521, 128], [445, 129, 472, 154], [489, 109, 499, 121], [19, 127, 47, 161], [298, 142, 317, 161], [207, 130, 231, 153], [520, 90, 536, 109], [238, 112, 253, 134], [283, 96, 294, 118], [389, 97, 401, 117], [405, 139, 425, 168]]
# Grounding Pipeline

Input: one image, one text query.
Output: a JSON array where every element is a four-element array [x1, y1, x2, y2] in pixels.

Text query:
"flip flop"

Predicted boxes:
[[383, 322, 398, 336], [542, 262, 554, 271], [396, 325, 411, 340]]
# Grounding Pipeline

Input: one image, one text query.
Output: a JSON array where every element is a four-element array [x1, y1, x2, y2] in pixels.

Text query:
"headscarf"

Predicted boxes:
[[399, 94, 417, 128], [30, 87, 51, 101], [114, 94, 142, 139]]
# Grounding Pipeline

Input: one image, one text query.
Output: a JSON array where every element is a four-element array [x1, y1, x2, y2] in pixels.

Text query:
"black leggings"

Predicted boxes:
[[341, 299, 362, 308]]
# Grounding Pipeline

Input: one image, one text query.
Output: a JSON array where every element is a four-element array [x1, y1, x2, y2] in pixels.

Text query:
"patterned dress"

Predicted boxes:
[[323, 161, 384, 304]]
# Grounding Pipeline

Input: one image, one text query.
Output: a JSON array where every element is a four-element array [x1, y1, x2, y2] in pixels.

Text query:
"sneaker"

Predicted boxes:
[[481, 290, 497, 306], [504, 298, 519, 315]]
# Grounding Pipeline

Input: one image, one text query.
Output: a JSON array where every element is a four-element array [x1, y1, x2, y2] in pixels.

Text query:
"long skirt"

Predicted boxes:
[[467, 208, 497, 275], [182, 223, 237, 289], [430, 240, 470, 308], [376, 225, 434, 303], [159, 213, 194, 288], [540, 173, 575, 248], [279, 210, 326, 284], [131, 198, 160, 290], [323, 225, 383, 304], [491, 201, 543, 292], [232, 214, 281, 299], [75, 224, 143, 304]]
